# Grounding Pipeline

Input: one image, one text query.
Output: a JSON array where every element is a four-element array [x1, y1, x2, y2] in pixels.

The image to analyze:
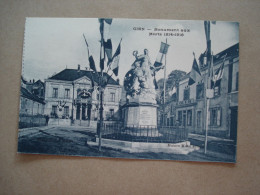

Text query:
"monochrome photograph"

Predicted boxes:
[[18, 18, 239, 163]]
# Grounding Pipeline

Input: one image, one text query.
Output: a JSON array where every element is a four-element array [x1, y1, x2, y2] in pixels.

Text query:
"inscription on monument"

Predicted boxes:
[[139, 107, 154, 126]]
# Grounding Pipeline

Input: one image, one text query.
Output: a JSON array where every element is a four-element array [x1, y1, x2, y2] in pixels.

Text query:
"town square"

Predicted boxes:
[[18, 18, 239, 163]]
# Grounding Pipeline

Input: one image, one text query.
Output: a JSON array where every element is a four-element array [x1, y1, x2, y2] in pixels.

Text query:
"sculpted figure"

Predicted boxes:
[[124, 49, 162, 103]]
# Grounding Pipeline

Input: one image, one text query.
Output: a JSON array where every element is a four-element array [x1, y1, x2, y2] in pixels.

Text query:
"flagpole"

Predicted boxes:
[[163, 39, 167, 104], [204, 21, 211, 154], [163, 38, 167, 126], [98, 20, 105, 151]]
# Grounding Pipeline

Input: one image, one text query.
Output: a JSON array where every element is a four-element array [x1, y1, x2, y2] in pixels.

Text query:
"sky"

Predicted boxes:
[[22, 18, 239, 84]]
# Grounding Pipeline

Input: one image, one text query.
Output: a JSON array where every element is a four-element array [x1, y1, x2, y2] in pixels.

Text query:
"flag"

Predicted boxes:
[[89, 56, 96, 72], [169, 86, 176, 96], [100, 40, 105, 71], [109, 39, 121, 76], [154, 41, 170, 67], [99, 18, 113, 71], [188, 57, 201, 85], [153, 75, 158, 89], [212, 54, 227, 88], [104, 39, 113, 63], [99, 18, 112, 41], [204, 21, 210, 42], [83, 34, 96, 72], [209, 54, 214, 88]]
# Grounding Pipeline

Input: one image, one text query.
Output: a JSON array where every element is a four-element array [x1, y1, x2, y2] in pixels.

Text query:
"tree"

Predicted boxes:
[[157, 70, 187, 103]]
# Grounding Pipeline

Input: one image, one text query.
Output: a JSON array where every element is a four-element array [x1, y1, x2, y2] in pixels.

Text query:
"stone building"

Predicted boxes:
[[166, 43, 239, 140], [44, 65, 122, 125], [20, 77, 45, 115]]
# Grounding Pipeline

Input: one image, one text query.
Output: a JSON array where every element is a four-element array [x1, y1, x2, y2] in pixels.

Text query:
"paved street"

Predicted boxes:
[[18, 126, 236, 162]]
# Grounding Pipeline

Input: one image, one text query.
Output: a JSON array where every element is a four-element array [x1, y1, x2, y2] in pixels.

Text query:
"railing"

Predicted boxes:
[[100, 123, 188, 143]]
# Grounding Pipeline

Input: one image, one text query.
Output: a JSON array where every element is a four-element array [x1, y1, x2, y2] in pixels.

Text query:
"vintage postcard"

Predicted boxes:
[[18, 18, 239, 163]]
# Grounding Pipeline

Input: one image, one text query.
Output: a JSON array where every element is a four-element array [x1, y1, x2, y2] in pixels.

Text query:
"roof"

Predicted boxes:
[[213, 43, 239, 64], [21, 76, 27, 84], [20, 87, 45, 104], [49, 69, 119, 85], [199, 43, 239, 70]]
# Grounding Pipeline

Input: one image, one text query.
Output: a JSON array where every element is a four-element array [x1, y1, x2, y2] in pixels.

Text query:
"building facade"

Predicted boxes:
[[165, 43, 239, 140], [20, 77, 45, 115], [44, 66, 122, 125]]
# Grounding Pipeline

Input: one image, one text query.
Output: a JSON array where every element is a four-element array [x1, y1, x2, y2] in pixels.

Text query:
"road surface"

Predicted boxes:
[[18, 126, 236, 163]]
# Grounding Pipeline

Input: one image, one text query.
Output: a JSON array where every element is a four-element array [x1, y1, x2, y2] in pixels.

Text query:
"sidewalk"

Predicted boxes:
[[188, 133, 234, 143], [188, 133, 236, 156]]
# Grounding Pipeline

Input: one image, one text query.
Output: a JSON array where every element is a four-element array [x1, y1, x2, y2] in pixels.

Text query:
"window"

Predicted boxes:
[[197, 111, 202, 128], [37, 104, 39, 114], [177, 111, 182, 126], [64, 106, 69, 116], [183, 88, 190, 100], [182, 111, 186, 126], [33, 89, 38, 95], [236, 72, 239, 91], [187, 110, 192, 126], [170, 117, 174, 126], [164, 114, 167, 126], [228, 62, 233, 93], [21, 98, 26, 109], [77, 89, 81, 98], [196, 83, 204, 99], [65, 89, 70, 99], [209, 107, 221, 126], [160, 114, 164, 125], [167, 118, 170, 126], [40, 89, 44, 96], [52, 88, 58, 98], [214, 85, 220, 96], [109, 109, 114, 117], [110, 92, 115, 102], [170, 104, 174, 114], [52, 106, 57, 114]]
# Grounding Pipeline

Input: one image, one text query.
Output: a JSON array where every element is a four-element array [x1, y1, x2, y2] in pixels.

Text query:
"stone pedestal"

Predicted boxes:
[[124, 103, 158, 127]]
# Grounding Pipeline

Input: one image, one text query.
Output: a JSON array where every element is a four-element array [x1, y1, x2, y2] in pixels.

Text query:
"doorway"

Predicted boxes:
[[230, 106, 238, 142]]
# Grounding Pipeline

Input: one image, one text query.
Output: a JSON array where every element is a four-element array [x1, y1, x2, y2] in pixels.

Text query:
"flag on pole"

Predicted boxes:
[[99, 18, 113, 71], [154, 41, 170, 67], [204, 21, 210, 42], [169, 86, 176, 96], [83, 34, 96, 72], [108, 39, 121, 76], [100, 40, 105, 71], [104, 39, 113, 63], [212, 53, 227, 88], [99, 18, 113, 40], [188, 56, 201, 85], [209, 53, 214, 88]]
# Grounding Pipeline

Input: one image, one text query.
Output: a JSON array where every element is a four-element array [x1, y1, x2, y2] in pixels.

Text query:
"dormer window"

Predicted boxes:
[[183, 87, 190, 100]]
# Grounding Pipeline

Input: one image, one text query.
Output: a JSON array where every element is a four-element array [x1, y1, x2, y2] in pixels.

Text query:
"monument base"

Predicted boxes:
[[124, 103, 158, 128], [121, 129, 162, 137]]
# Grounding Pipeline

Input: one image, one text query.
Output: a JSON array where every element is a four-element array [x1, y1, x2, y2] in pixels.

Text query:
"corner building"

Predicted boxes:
[[44, 66, 122, 126], [175, 43, 239, 140]]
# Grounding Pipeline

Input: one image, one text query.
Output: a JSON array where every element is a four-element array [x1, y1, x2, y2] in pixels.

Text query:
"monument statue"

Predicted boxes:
[[124, 49, 163, 104], [123, 49, 164, 128]]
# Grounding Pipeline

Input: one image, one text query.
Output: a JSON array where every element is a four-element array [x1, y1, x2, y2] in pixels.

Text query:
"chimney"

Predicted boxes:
[[116, 78, 120, 84], [78, 64, 80, 71], [33, 79, 35, 83]]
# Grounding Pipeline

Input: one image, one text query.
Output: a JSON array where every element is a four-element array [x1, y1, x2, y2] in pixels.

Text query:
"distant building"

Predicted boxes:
[[20, 77, 45, 115], [164, 43, 239, 140], [44, 65, 122, 125]]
